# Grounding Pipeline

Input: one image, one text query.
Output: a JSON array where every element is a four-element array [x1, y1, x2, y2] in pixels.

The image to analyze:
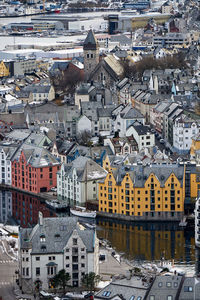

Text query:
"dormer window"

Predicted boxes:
[[40, 234, 46, 242]]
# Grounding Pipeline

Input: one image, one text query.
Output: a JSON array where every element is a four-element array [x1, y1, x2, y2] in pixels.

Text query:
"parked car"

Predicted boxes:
[[160, 139, 165, 144], [50, 187, 57, 192]]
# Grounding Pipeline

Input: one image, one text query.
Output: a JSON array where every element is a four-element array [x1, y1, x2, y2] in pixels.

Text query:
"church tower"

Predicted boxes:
[[83, 29, 99, 81]]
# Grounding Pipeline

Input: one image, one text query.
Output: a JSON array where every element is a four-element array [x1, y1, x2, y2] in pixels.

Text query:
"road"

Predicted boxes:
[[0, 237, 18, 300]]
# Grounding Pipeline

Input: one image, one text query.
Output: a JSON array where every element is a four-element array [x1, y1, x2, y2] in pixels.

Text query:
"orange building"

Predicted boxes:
[[12, 144, 60, 193]]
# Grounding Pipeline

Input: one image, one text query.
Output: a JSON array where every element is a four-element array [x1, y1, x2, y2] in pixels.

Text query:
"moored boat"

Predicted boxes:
[[70, 208, 96, 219]]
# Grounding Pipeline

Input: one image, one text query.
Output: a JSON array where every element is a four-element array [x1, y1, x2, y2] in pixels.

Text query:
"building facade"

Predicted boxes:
[[173, 116, 200, 153], [57, 156, 107, 206], [19, 214, 99, 293], [98, 163, 186, 220], [12, 144, 60, 193]]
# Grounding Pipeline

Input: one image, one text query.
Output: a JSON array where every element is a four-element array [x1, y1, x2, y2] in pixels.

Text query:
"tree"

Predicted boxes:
[[77, 130, 92, 146], [50, 269, 71, 294], [81, 272, 101, 291]]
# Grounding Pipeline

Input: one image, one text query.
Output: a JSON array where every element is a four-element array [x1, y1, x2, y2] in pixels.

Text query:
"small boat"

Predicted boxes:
[[70, 207, 96, 219], [45, 200, 68, 211]]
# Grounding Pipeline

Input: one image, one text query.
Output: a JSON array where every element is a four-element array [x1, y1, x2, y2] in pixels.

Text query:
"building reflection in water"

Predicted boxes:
[[97, 218, 196, 268], [0, 190, 56, 227]]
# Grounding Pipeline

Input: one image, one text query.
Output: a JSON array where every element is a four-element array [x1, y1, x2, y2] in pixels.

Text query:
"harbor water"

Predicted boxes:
[[0, 189, 198, 276]]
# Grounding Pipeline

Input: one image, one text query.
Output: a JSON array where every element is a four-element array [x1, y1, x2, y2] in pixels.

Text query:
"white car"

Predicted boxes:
[[50, 187, 57, 192]]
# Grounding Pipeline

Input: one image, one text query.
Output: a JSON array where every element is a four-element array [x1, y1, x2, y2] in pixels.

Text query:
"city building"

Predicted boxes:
[[57, 156, 107, 206], [11, 143, 60, 193], [0, 144, 18, 185], [19, 214, 99, 293], [83, 29, 99, 81], [114, 104, 145, 137], [126, 124, 155, 151], [98, 163, 186, 220], [173, 115, 200, 154]]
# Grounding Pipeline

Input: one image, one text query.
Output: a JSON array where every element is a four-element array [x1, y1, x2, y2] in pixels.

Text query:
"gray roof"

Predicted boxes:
[[59, 156, 107, 182], [4, 129, 31, 142], [20, 216, 95, 254], [97, 107, 113, 118], [12, 143, 59, 167], [146, 275, 183, 300], [102, 163, 185, 188], [95, 276, 150, 300], [179, 277, 200, 300], [120, 104, 144, 120], [23, 84, 51, 94], [130, 124, 153, 135]]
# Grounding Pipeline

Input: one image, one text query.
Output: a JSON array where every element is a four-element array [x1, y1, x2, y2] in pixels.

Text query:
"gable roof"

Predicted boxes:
[[20, 216, 95, 254]]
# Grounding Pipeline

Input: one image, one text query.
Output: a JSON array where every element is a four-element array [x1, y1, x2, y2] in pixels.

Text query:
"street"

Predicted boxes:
[[0, 237, 18, 300]]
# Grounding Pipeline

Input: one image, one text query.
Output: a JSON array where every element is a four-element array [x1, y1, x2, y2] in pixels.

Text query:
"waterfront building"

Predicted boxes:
[[195, 195, 200, 248], [0, 144, 18, 185], [98, 163, 185, 220], [11, 143, 60, 193], [83, 29, 99, 81], [19, 214, 99, 293], [57, 156, 107, 206]]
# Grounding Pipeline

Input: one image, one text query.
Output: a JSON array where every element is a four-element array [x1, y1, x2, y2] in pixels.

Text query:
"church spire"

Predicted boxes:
[[83, 29, 99, 50]]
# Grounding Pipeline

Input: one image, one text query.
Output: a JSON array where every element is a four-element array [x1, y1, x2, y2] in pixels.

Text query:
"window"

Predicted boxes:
[[184, 286, 193, 292], [158, 282, 162, 287], [66, 264, 69, 268], [73, 238, 77, 245], [102, 291, 111, 297], [150, 296, 155, 300], [36, 267, 40, 276], [130, 296, 135, 300], [167, 297, 173, 300], [166, 282, 172, 287]]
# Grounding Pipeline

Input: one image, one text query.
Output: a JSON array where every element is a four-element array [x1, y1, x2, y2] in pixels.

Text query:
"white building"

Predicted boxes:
[[195, 196, 200, 248], [19, 213, 99, 293], [126, 124, 155, 151], [0, 144, 18, 185], [114, 104, 145, 137], [57, 156, 107, 206], [173, 115, 200, 153]]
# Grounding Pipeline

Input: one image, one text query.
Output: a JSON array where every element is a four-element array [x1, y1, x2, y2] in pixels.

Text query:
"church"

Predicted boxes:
[[83, 30, 124, 88]]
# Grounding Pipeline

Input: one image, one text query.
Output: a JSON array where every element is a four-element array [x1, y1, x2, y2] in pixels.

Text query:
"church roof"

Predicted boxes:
[[83, 29, 99, 50]]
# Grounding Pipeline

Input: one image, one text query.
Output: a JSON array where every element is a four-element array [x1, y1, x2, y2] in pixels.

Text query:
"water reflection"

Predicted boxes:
[[0, 190, 56, 227], [97, 218, 197, 272]]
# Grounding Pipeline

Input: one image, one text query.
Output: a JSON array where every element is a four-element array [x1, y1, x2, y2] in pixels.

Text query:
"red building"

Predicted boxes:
[[12, 144, 60, 193]]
